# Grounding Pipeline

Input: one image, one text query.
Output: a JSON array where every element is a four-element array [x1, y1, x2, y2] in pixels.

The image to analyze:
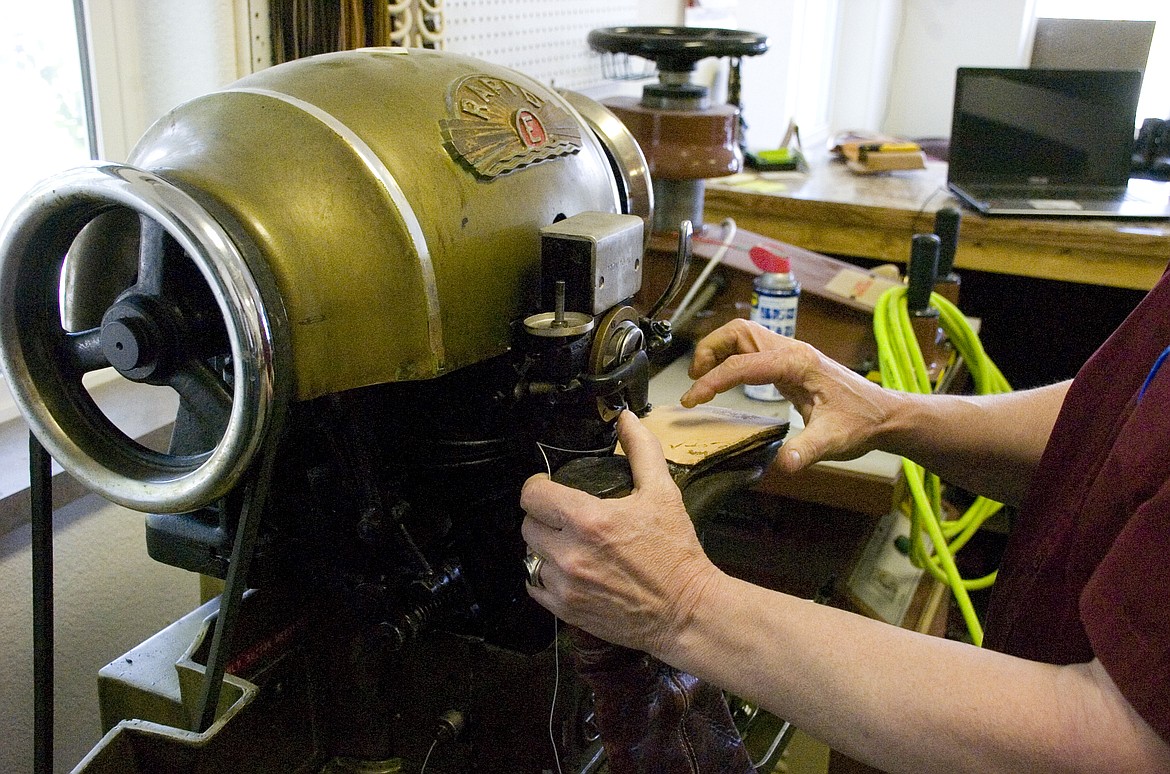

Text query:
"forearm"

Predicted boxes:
[[661, 572, 1168, 774], [521, 409, 1170, 771], [680, 324, 1069, 504], [874, 381, 1069, 504]]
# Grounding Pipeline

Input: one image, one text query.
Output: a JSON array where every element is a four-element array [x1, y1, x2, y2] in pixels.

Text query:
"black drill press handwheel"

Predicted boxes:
[[587, 26, 769, 73], [0, 164, 288, 513]]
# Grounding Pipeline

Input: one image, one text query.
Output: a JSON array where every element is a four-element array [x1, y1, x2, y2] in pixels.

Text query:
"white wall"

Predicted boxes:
[[0, 495, 198, 774], [735, 0, 803, 149], [669, 0, 1037, 151], [91, 0, 998, 163], [683, 1, 843, 151], [881, 0, 1035, 138], [76, 0, 1049, 181], [830, 0, 905, 134], [86, 0, 250, 162], [638, 0, 684, 24]]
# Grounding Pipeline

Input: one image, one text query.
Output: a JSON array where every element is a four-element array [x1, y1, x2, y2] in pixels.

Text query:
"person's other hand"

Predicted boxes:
[[520, 411, 723, 658], [680, 319, 899, 473]]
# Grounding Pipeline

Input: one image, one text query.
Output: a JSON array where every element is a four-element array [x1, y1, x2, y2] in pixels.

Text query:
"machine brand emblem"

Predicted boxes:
[[514, 110, 547, 149], [441, 75, 581, 179]]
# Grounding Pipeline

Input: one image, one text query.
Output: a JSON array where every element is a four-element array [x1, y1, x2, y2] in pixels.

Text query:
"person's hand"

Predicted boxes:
[[520, 411, 724, 659], [680, 319, 900, 473]]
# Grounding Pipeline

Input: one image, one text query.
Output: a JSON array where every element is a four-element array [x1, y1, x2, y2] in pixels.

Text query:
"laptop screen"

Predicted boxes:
[[948, 68, 1142, 189]]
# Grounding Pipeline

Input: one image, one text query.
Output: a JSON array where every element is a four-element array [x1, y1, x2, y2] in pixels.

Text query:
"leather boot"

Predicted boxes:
[[568, 626, 756, 773]]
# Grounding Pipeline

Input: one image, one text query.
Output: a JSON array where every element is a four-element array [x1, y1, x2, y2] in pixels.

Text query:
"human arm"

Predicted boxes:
[[681, 576, 1170, 774], [520, 411, 1170, 774], [680, 319, 1067, 505]]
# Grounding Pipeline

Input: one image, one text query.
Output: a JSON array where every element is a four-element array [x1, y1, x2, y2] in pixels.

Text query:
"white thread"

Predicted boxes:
[[419, 737, 438, 773], [534, 441, 563, 774], [415, 0, 446, 47], [550, 616, 563, 774], [537, 441, 613, 457]]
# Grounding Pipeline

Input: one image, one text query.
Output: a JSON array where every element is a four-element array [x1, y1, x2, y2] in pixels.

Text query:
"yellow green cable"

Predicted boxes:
[[873, 286, 1011, 645]]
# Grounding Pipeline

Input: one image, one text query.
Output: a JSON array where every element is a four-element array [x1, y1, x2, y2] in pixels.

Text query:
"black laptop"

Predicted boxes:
[[947, 67, 1170, 218]]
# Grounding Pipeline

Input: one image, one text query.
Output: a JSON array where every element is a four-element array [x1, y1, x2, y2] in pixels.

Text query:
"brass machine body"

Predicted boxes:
[[0, 47, 679, 773], [120, 49, 628, 400]]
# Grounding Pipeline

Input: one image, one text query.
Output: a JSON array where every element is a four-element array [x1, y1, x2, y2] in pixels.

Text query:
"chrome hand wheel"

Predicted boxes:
[[0, 164, 288, 513]]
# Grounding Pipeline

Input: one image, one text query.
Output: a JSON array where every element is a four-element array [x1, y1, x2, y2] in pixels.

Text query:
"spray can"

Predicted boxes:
[[744, 245, 800, 402]]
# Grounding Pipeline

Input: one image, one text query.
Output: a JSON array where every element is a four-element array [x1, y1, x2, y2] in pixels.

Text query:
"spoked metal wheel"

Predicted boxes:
[[0, 164, 287, 513]]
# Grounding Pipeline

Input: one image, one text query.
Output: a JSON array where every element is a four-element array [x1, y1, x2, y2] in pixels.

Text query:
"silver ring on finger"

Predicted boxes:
[[524, 551, 546, 589]]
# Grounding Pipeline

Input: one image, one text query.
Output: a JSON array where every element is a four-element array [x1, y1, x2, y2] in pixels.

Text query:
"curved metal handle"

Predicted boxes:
[[647, 220, 693, 321]]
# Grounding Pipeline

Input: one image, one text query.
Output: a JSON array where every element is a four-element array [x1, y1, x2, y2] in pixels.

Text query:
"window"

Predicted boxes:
[[0, 0, 93, 429], [0, 1, 262, 450], [0, 0, 93, 218]]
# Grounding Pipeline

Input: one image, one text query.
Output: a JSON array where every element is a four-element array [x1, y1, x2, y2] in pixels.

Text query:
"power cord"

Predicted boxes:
[[873, 286, 1010, 645]]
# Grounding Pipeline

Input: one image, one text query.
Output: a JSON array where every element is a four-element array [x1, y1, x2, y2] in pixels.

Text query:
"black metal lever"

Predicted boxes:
[[907, 233, 941, 315], [31, 433, 54, 774], [933, 207, 962, 280]]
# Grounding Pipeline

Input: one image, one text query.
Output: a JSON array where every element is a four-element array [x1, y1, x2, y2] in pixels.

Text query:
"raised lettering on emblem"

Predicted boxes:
[[440, 74, 582, 179], [515, 110, 547, 149]]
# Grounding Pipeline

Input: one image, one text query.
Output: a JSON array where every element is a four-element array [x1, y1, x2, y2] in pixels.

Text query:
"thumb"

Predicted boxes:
[[778, 429, 831, 473], [616, 410, 672, 493]]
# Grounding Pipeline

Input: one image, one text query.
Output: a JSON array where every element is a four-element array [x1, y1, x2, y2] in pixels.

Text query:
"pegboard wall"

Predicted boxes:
[[443, 0, 641, 91]]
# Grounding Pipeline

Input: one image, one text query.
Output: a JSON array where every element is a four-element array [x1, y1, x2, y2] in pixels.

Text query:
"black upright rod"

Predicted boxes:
[[30, 433, 54, 774], [906, 233, 941, 314], [194, 442, 278, 732], [932, 207, 962, 280]]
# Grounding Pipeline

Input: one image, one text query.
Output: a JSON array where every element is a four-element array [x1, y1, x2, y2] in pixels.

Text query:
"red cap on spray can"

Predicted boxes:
[[749, 245, 791, 274]]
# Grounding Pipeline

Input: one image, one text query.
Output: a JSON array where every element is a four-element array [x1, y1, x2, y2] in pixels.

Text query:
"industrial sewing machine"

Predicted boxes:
[[0, 47, 788, 773]]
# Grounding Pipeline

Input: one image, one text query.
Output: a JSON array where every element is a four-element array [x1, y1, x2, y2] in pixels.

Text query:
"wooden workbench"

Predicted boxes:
[[703, 157, 1170, 291]]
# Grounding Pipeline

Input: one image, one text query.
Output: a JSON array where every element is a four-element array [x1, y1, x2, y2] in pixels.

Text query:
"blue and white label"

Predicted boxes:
[[745, 288, 798, 401]]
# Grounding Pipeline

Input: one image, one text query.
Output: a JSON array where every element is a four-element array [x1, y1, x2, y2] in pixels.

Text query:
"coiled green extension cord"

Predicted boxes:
[[873, 287, 1011, 645]]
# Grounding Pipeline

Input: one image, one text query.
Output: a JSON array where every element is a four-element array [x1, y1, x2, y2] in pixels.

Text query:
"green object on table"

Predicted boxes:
[[746, 147, 804, 171]]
